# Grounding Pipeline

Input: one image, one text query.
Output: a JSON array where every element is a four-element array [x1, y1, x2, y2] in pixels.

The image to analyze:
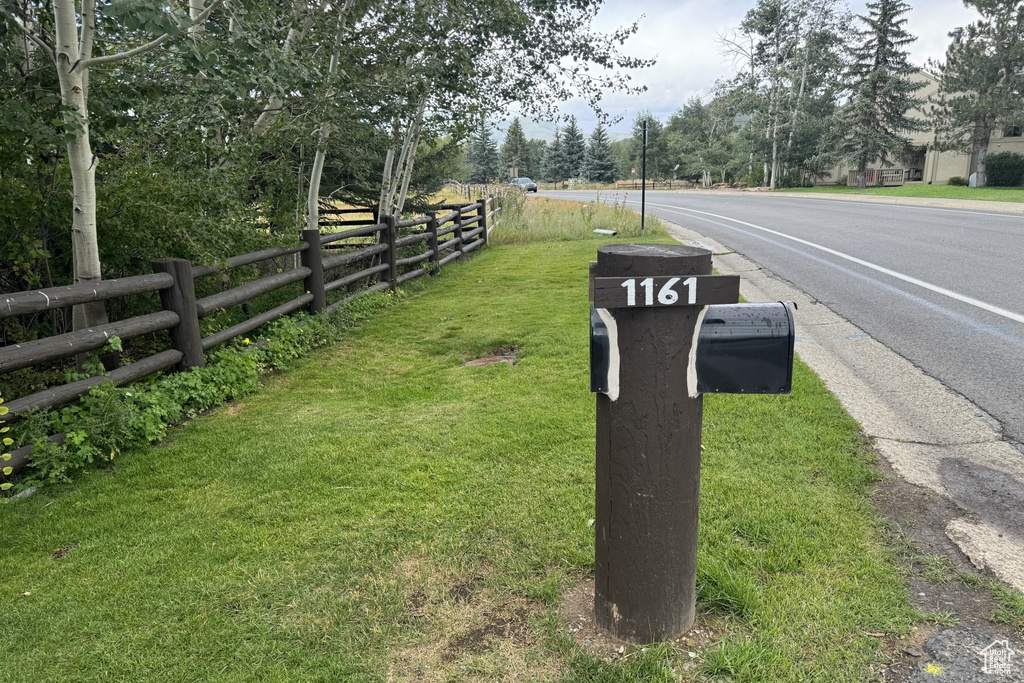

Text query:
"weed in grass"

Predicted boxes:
[[989, 581, 1024, 632], [922, 609, 960, 627], [957, 571, 984, 587], [916, 554, 955, 583]]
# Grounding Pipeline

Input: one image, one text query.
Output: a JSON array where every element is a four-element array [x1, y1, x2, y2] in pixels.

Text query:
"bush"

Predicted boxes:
[[986, 152, 1024, 187], [948, 176, 968, 186]]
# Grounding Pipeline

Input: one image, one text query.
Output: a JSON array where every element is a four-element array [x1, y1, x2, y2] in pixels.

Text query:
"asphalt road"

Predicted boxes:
[[541, 190, 1024, 450]]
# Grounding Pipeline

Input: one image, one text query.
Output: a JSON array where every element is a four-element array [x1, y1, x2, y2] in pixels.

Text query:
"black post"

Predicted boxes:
[[478, 198, 488, 245], [427, 212, 440, 275], [384, 214, 398, 290], [454, 212, 463, 260], [151, 258, 206, 371], [300, 229, 326, 314], [593, 243, 712, 643], [641, 120, 648, 236]]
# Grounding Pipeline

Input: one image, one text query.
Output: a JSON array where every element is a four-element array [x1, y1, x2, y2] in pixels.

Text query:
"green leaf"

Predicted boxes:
[[2, 467, 11, 476], [0, 483, 11, 491], [3, 438, 12, 446]]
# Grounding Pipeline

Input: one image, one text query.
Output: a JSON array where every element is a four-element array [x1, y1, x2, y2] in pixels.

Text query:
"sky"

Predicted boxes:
[[508, 0, 980, 142]]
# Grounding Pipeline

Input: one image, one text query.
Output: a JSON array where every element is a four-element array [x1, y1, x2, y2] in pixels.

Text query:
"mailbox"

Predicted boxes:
[[590, 305, 612, 394], [695, 302, 795, 395]]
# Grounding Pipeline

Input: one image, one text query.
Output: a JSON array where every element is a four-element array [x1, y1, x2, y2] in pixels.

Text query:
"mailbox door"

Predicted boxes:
[[590, 305, 611, 394], [695, 302, 795, 394]]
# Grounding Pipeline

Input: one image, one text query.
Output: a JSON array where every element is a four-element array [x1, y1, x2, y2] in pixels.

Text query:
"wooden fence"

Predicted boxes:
[[0, 198, 500, 475]]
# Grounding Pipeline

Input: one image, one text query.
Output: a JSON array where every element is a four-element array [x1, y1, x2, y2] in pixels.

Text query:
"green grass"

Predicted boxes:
[[783, 184, 1024, 203], [0, 200, 921, 681]]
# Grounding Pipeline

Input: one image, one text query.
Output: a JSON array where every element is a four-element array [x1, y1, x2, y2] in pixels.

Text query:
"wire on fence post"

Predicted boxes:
[[151, 258, 206, 370], [300, 229, 326, 314]]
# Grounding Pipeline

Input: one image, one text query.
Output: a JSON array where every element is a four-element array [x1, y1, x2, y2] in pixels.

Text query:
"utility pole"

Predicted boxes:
[[641, 120, 648, 236]]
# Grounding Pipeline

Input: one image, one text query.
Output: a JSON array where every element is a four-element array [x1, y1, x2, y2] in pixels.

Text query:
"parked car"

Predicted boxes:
[[511, 177, 538, 192]]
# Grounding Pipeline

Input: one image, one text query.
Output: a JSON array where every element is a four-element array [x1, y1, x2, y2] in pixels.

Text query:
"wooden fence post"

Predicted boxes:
[[300, 229, 326, 314], [384, 214, 398, 290], [151, 258, 205, 371], [454, 212, 463, 261], [478, 198, 489, 245], [427, 212, 440, 275]]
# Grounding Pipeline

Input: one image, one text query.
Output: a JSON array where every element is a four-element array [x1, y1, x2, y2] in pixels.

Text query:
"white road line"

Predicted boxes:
[[639, 201, 1024, 326], [543, 193, 1024, 325]]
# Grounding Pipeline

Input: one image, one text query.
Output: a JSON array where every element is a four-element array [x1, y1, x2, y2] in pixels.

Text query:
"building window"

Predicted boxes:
[[1004, 126, 1022, 138]]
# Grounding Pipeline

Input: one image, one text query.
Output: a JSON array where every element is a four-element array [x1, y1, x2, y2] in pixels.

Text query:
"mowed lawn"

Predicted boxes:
[[783, 184, 1024, 203], [0, 210, 919, 681]]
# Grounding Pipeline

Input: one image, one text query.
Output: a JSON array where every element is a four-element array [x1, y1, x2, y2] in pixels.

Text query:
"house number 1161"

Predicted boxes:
[[621, 277, 697, 307]]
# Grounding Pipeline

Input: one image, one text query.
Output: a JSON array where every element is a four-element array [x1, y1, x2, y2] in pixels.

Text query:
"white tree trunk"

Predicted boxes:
[[54, 0, 107, 329]]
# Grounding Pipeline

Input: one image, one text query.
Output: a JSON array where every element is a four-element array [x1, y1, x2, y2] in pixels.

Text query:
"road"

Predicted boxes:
[[543, 190, 1024, 449]]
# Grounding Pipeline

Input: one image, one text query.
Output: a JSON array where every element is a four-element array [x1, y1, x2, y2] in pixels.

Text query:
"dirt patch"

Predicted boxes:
[[226, 403, 243, 417], [871, 453, 1024, 681], [463, 345, 520, 367], [50, 545, 75, 560], [388, 558, 562, 682], [560, 577, 724, 668]]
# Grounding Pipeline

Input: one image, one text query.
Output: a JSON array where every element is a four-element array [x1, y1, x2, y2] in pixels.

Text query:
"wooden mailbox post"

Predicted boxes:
[[591, 244, 740, 642]]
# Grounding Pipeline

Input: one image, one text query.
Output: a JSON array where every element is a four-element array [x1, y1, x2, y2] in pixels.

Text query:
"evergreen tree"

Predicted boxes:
[[583, 124, 617, 183], [525, 139, 548, 180], [500, 118, 530, 179], [630, 112, 670, 179], [543, 128, 568, 182], [931, 1, 1024, 188], [561, 116, 587, 179], [834, 0, 925, 189], [468, 123, 501, 183]]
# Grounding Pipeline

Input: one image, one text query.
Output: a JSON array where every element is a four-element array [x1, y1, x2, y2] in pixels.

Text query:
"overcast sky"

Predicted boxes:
[[509, 0, 980, 141]]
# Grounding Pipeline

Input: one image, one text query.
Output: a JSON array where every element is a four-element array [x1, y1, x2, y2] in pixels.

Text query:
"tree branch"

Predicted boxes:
[[1, 7, 55, 61], [78, 0, 225, 70]]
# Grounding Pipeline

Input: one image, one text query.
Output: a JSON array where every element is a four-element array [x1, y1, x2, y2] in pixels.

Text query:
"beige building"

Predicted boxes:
[[819, 70, 1024, 186]]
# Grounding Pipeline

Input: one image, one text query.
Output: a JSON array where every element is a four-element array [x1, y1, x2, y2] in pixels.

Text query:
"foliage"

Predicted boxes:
[[582, 124, 617, 183], [948, 175, 969, 186], [833, 0, 925, 188], [542, 127, 567, 182], [499, 118, 530, 180], [629, 112, 670, 180], [985, 151, 1024, 187], [5, 293, 395, 491], [929, 0, 1024, 188], [560, 116, 587, 179], [467, 123, 501, 183]]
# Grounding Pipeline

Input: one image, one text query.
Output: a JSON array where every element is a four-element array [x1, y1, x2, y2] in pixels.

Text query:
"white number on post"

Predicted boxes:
[[683, 277, 697, 304], [619, 277, 698, 306], [640, 278, 655, 306], [621, 278, 636, 306], [657, 277, 680, 305]]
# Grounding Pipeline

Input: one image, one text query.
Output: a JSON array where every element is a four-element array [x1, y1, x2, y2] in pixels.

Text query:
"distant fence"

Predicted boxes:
[[0, 197, 501, 475]]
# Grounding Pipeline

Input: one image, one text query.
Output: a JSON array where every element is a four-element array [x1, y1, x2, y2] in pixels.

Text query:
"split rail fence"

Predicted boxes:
[[0, 197, 500, 475]]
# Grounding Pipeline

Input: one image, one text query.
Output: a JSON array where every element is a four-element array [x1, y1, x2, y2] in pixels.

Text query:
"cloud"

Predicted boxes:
[[510, 0, 981, 141]]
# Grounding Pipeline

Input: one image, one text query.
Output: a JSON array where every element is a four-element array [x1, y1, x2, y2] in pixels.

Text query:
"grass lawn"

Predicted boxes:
[[0, 199, 921, 681], [783, 184, 1024, 203]]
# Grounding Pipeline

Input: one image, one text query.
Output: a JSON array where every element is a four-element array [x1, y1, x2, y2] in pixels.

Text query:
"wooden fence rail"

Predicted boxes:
[[0, 195, 503, 476]]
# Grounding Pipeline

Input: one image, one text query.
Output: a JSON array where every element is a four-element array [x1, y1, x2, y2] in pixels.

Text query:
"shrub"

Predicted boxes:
[[947, 176, 968, 186], [985, 152, 1024, 187]]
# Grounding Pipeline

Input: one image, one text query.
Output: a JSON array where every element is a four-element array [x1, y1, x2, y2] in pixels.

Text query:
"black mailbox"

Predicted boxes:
[[695, 302, 795, 395]]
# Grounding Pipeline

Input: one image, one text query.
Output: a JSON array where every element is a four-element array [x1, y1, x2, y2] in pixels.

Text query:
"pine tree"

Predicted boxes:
[[543, 128, 568, 182], [500, 118, 530, 179], [561, 116, 587, 179], [931, 1, 1024, 188], [468, 123, 501, 183], [525, 139, 548, 180], [583, 125, 618, 183], [835, 0, 925, 189]]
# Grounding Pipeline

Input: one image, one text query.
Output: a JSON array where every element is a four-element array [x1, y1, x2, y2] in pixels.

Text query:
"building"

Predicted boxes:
[[819, 70, 1024, 186]]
